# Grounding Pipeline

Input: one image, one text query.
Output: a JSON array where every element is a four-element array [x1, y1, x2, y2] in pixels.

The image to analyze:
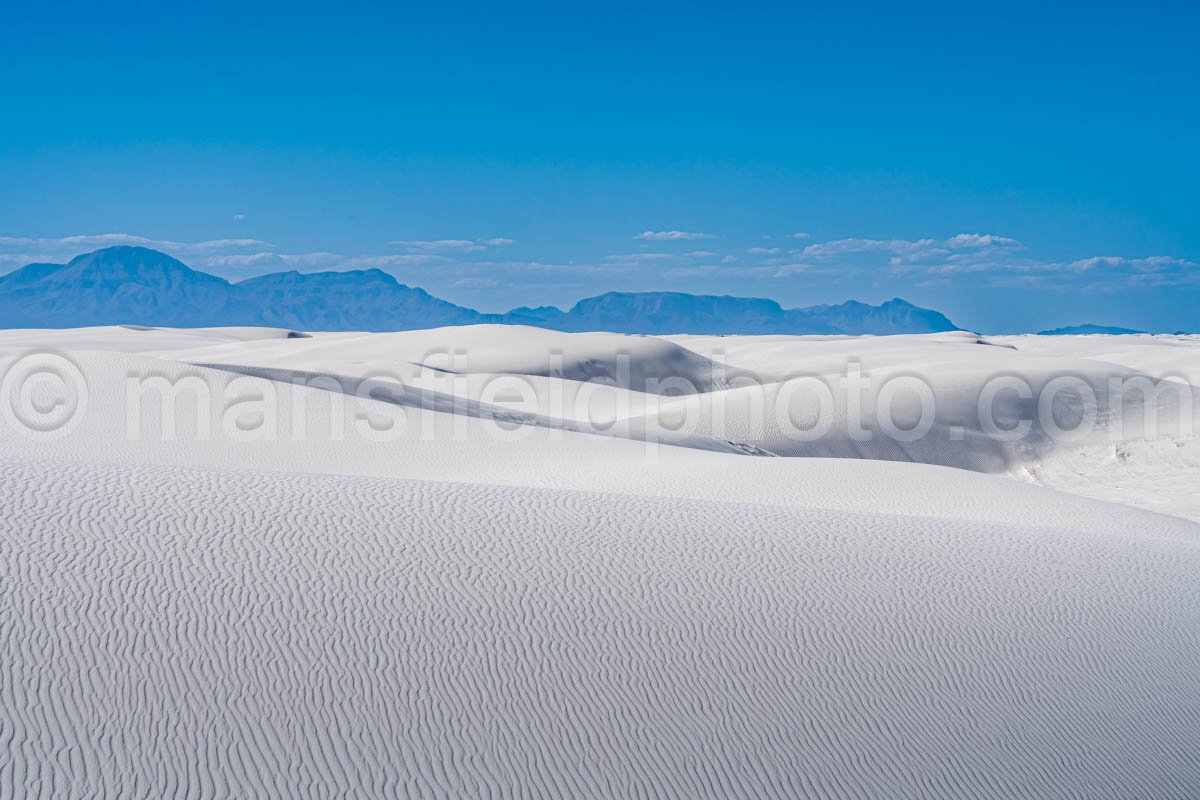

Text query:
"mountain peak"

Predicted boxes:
[[239, 267, 399, 287], [0, 246, 255, 328], [235, 264, 477, 331], [67, 245, 197, 272], [70, 244, 179, 260], [0, 261, 67, 289]]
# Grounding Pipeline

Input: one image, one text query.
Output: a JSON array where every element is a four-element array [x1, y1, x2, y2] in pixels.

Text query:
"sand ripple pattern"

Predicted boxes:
[[2, 459, 1200, 798]]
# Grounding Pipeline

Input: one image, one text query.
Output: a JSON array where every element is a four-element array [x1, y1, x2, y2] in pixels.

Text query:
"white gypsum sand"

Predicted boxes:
[[0, 325, 1198, 798]]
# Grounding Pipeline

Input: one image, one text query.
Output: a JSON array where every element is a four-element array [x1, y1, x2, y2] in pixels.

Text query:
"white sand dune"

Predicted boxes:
[[1, 326, 1199, 797], [137, 324, 1200, 518], [992, 332, 1200, 385], [157, 324, 739, 393]]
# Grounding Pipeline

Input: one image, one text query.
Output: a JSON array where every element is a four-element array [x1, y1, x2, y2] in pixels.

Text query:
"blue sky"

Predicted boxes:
[[1, 1, 1197, 332]]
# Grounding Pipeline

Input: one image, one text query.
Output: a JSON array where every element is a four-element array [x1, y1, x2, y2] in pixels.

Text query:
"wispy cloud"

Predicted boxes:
[[799, 237, 940, 260], [634, 230, 716, 241], [605, 252, 681, 265], [201, 253, 295, 272], [452, 277, 501, 289], [795, 233, 1024, 269], [391, 239, 485, 253], [930, 254, 1200, 290], [391, 237, 514, 253], [945, 233, 1020, 249], [2, 230, 1194, 299], [0, 234, 276, 270], [739, 233, 1200, 291], [0, 233, 273, 253]]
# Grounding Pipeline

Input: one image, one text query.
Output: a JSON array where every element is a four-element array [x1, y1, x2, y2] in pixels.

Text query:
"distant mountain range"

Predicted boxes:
[[1038, 324, 1147, 335], [0, 246, 963, 335]]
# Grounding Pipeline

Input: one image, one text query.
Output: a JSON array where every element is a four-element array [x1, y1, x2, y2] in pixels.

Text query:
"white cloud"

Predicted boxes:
[[800, 237, 940, 260], [202, 253, 295, 272], [391, 239, 486, 253], [232, 213, 246, 221], [391, 237, 515, 253], [945, 233, 1020, 249], [354, 253, 454, 268], [790, 232, 812, 239], [0, 234, 251, 251], [453, 277, 502, 289], [181, 239, 276, 253], [796, 233, 1025, 270], [0, 234, 275, 266], [663, 266, 725, 279], [748, 264, 814, 279], [747, 247, 780, 255], [633, 230, 715, 241], [1037, 256, 1198, 287], [788, 232, 1198, 291], [605, 252, 679, 264]]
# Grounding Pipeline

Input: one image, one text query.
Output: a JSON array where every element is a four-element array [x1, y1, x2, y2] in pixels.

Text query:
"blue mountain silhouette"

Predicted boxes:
[[0, 246, 962, 335]]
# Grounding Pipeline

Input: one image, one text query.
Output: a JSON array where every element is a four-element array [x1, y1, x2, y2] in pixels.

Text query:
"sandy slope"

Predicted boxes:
[[4, 458, 1200, 798], [1, 326, 1199, 797]]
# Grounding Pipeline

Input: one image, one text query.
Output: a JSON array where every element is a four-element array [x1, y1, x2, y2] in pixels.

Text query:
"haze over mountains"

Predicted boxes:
[[0, 246, 962, 334]]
